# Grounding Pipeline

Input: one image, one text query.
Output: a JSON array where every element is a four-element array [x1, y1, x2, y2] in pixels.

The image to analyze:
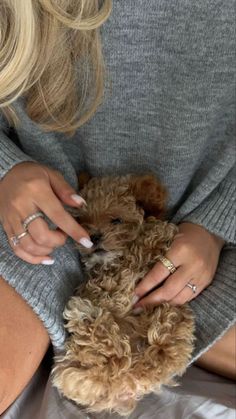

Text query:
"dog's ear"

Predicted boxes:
[[78, 172, 91, 190], [130, 174, 167, 219]]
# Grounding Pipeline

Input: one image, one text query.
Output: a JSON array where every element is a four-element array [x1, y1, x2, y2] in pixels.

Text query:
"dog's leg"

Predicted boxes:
[[132, 304, 195, 389], [52, 297, 136, 413]]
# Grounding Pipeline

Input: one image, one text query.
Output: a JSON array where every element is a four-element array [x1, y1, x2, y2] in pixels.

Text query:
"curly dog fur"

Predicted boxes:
[[53, 174, 195, 415]]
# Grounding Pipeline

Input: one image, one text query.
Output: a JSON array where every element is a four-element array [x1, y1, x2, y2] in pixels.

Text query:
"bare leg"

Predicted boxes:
[[0, 276, 50, 414], [195, 324, 236, 380]]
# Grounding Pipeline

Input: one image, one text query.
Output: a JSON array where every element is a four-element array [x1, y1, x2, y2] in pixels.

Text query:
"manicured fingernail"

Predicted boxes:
[[41, 259, 55, 265], [132, 294, 140, 305], [132, 307, 143, 315], [79, 237, 93, 248], [71, 194, 87, 206]]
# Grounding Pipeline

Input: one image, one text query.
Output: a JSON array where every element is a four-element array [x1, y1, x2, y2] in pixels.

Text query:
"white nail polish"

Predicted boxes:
[[132, 307, 143, 315], [79, 238, 93, 248], [132, 294, 140, 305], [41, 259, 55, 265], [71, 194, 87, 206]]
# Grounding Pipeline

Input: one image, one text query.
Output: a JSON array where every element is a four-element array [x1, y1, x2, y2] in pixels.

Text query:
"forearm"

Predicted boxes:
[[0, 129, 35, 181]]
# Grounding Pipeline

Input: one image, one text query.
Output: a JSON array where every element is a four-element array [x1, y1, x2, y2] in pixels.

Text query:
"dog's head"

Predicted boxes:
[[75, 174, 167, 267]]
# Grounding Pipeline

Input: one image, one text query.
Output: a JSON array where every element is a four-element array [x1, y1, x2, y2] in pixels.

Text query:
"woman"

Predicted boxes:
[[0, 0, 235, 413]]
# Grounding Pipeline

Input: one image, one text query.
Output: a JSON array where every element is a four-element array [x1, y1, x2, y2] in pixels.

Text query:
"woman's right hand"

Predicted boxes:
[[0, 162, 93, 265]]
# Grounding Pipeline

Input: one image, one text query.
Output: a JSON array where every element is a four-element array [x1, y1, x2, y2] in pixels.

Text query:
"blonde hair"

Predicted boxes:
[[0, 0, 112, 135]]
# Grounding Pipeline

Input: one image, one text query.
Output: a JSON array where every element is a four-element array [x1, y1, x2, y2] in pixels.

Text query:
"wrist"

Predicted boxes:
[[178, 222, 225, 251]]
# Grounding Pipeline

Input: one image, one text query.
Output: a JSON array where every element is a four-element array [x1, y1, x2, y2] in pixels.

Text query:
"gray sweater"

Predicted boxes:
[[0, 0, 235, 359]]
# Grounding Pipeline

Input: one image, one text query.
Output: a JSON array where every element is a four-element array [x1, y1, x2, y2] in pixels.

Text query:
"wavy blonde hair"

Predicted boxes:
[[0, 0, 112, 135]]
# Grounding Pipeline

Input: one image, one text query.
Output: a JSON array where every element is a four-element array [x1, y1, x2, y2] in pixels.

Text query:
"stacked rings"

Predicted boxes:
[[10, 211, 45, 247]]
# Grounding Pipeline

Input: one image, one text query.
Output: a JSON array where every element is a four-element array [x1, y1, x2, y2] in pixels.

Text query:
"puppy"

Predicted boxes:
[[53, 174, 195, 416]]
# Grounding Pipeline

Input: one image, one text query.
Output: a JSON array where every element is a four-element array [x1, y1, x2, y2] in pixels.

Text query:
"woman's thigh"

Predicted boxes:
[[0, 276, 50, 414], [195, 324, 236, 380]]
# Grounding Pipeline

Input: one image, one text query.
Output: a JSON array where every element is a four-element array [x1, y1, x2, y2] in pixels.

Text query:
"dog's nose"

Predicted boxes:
[[90, 233, 102, 246]]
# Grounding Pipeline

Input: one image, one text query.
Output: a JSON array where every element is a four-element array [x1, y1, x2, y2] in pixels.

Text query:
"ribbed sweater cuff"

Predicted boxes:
[[177, 177, 236, 244], [0, 131, 35, 180], [0, 229, 82, 349]]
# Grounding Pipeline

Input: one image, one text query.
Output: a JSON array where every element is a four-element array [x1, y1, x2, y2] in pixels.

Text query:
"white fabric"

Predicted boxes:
[[3, 365, 236, 419]]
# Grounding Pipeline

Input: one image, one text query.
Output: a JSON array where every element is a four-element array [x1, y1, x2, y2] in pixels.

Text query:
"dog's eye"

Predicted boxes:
[[111, 218, 123, 225]]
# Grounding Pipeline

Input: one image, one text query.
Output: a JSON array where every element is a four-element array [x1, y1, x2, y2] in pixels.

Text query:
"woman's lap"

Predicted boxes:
[[0, 222, 235, 358], [0, 222, 235, 412]]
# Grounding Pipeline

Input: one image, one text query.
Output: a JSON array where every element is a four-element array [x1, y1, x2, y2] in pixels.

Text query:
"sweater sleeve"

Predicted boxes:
[[171, 164, 236, 245], [0, 113, 35, 180], [170, 116, 236, 245]]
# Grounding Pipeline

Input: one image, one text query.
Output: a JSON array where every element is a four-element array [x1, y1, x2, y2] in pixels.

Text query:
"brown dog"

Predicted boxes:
[[53, 174, 195, 415]]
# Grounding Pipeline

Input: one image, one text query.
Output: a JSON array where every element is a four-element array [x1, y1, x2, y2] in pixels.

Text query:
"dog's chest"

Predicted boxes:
[[82, 252, 161, 313]]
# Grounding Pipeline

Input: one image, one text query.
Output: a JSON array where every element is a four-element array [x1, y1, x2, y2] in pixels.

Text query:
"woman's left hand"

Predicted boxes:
[[133, 222, 225, 310]]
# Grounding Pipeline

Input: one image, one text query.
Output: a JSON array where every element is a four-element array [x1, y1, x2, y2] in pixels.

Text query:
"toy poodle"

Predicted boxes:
[[53, 174, 195, 416]]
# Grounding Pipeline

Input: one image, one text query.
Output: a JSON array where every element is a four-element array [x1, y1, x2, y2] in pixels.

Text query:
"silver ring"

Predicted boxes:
[[10, 231, 29, 247], [22, 211, 44, 230], [186, 282, 197, 293]]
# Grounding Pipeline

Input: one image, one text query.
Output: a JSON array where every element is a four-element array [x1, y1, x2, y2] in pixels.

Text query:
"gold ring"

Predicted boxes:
[[157, 254, 177, 274]]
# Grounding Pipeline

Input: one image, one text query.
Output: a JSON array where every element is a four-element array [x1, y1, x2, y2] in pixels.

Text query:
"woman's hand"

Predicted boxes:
[[0, 162, 92, 265], [133, 222, 225, 310]]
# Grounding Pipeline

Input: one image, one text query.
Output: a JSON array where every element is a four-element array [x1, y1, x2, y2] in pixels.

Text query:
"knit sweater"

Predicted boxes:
[[0, 0, 235, 359]]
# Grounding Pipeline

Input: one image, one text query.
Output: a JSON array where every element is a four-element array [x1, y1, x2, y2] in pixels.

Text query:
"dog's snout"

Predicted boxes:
[[91, 233, 102, 246]]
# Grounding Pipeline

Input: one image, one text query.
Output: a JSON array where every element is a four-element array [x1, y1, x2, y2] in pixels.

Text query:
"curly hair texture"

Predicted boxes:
[[53, 174, 195, 415], [0, 0, 112, 134]]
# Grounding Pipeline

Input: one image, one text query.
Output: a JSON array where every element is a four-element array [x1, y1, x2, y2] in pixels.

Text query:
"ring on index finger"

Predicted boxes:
[[156, 254, 177, 274]]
